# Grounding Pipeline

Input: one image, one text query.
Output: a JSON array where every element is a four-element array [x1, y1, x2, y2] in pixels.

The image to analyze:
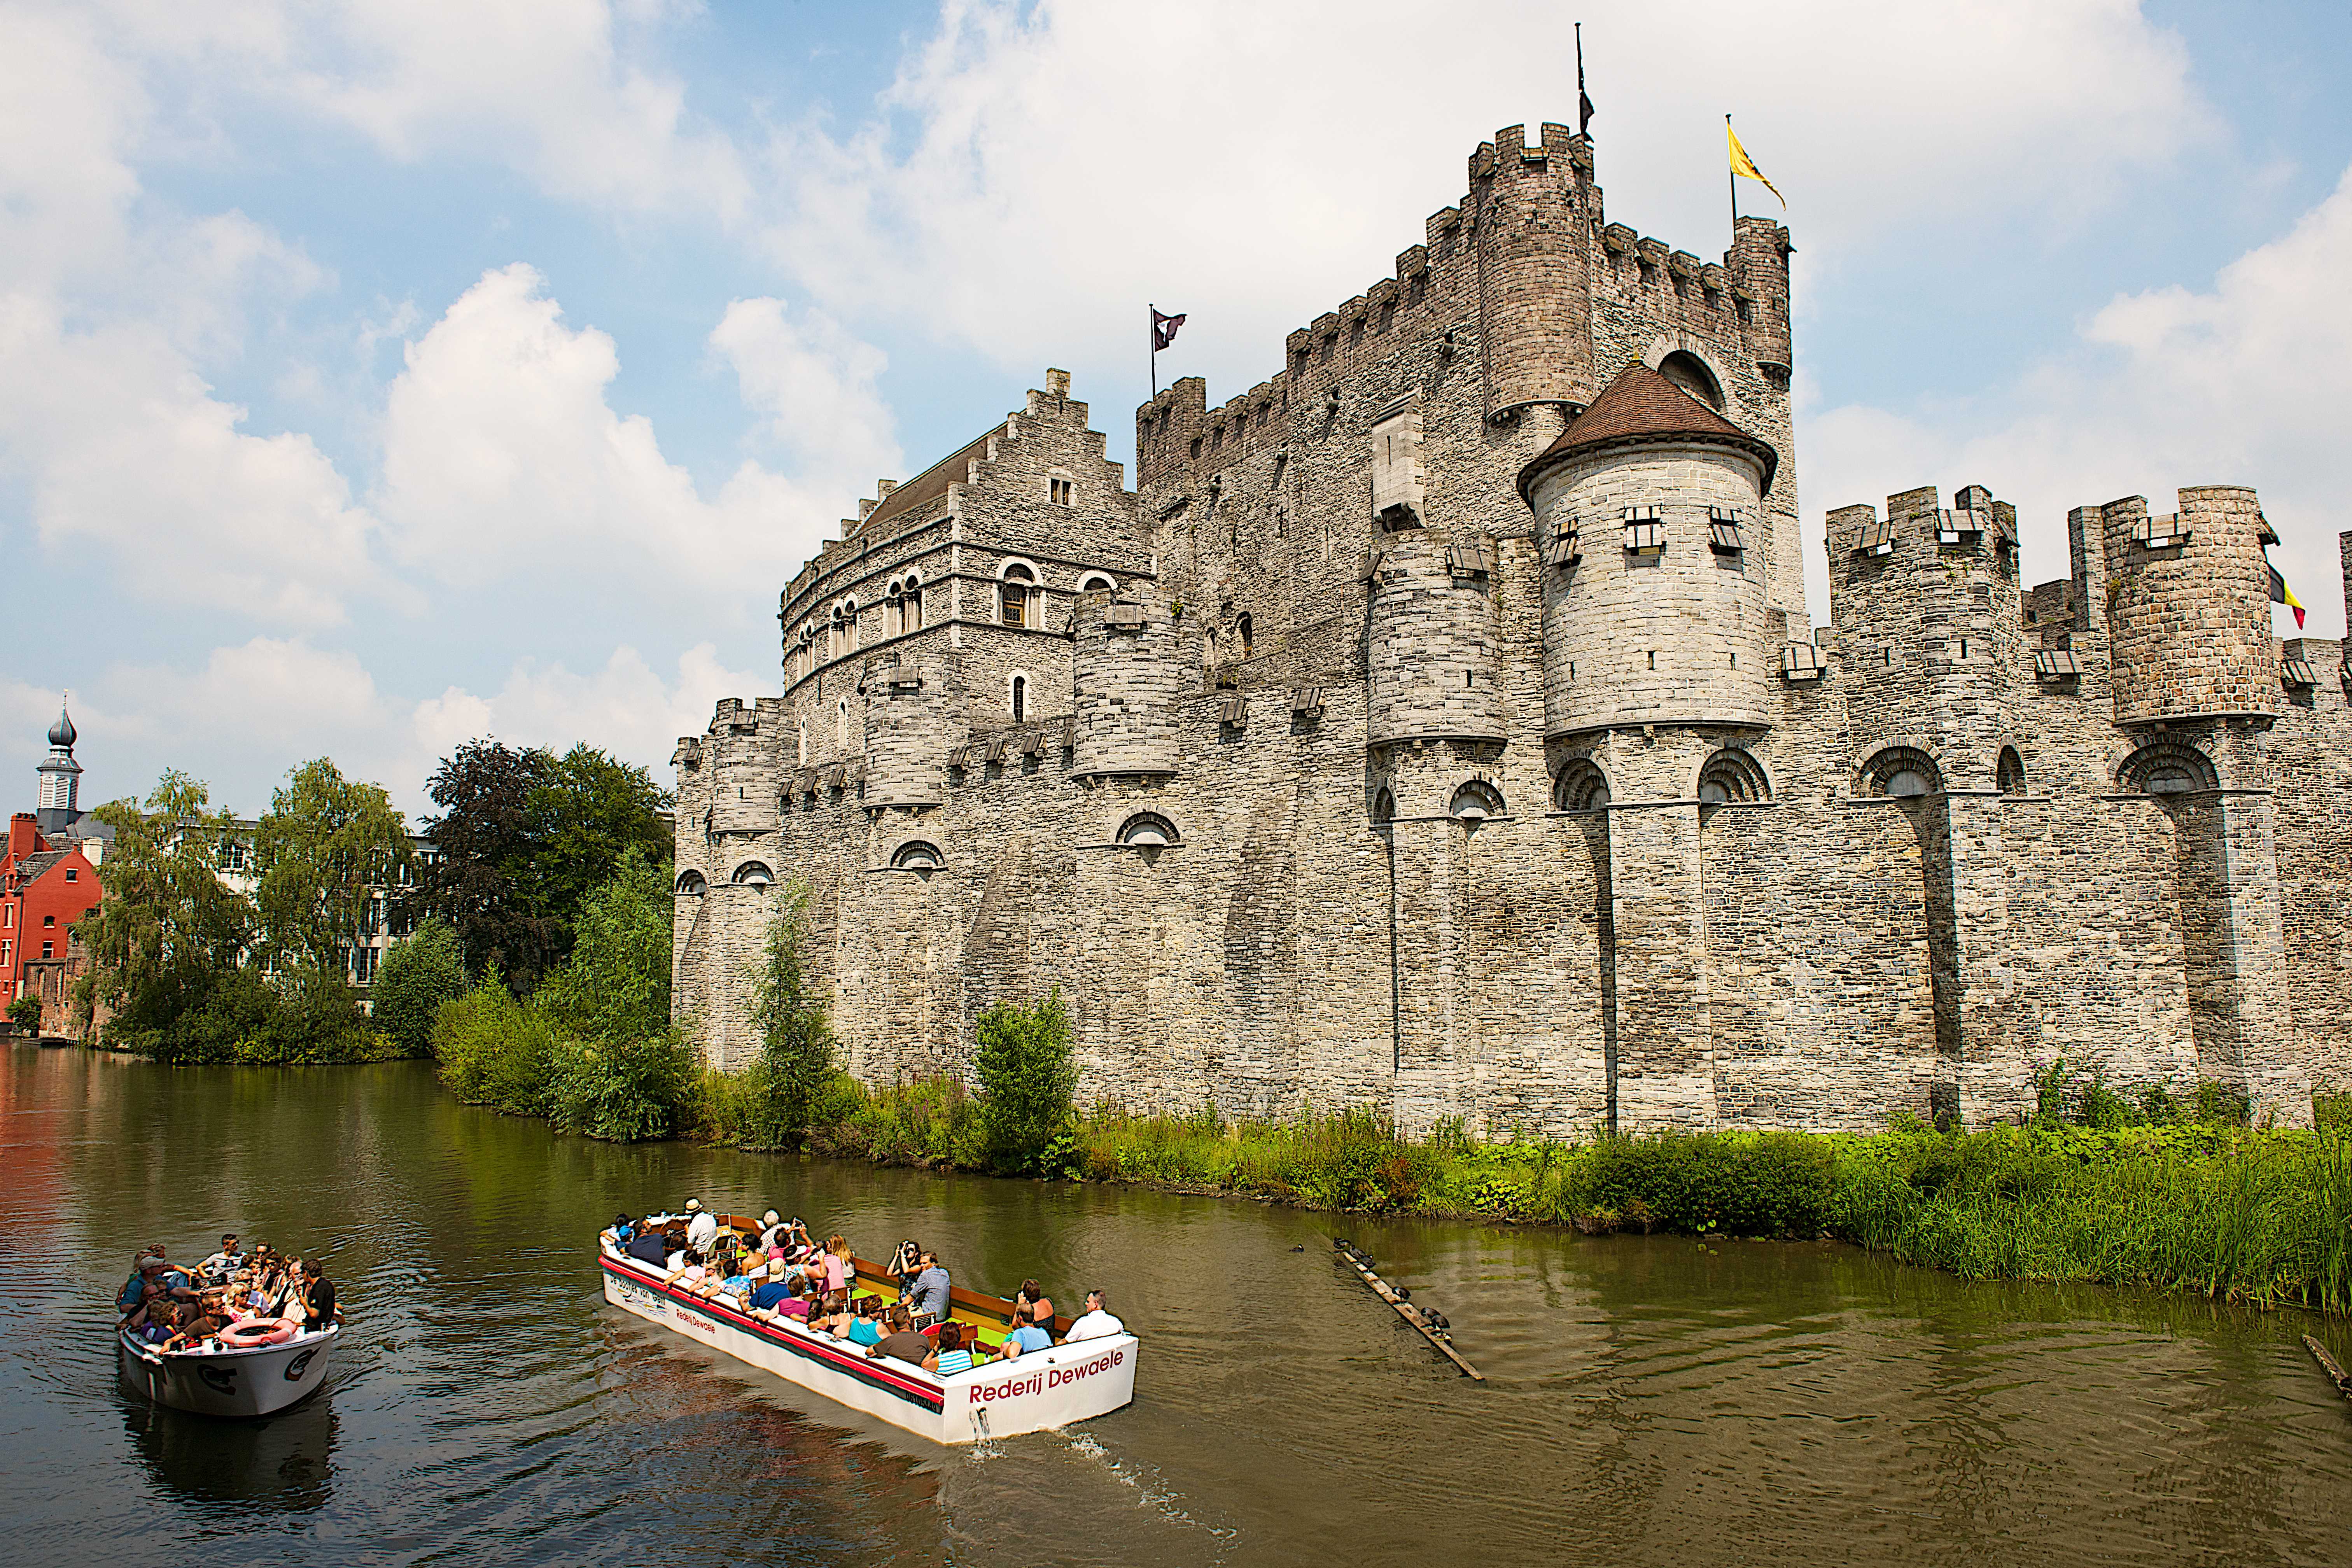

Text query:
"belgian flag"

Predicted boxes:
[[2270, 563, 2307, 629]]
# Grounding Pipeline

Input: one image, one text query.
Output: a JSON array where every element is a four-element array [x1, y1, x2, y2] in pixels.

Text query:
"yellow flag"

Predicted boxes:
[[1728, 123, 1785, 209]]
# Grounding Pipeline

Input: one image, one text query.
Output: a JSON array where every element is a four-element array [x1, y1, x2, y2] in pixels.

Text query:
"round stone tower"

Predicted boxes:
[[1071, 587, 1181, 779], [1365, 526, 1506, 747], [1520, 362, 1777, 737], [859, 657, 961, 808], [1827, 483, 2025, 786], [1471, 122, 1595, 423], [2102, 486, 2278, 726]]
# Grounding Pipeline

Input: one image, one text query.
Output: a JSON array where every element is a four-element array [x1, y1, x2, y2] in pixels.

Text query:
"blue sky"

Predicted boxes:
[[4, 1, 2348, 820]]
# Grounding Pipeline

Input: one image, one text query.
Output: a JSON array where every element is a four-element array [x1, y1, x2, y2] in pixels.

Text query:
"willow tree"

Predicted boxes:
[[252, 758, 411, 975]]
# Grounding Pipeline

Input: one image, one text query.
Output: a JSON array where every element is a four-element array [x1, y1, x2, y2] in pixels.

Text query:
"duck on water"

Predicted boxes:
[[600, 1200, 1137, 1446], [115, 1236, 342, 1419]]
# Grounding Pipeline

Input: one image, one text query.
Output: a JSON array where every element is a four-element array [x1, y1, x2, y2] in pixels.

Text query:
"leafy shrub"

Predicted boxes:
[[373, 920, 468, 1056], [973, 989, 1077, 1175], [2316, 1092, 2352, 1134], [551, 1028, 699, 1141], [7, 995, 40, 1030], [432, 974, 558, 1116], [733, 880, 837, 1149]]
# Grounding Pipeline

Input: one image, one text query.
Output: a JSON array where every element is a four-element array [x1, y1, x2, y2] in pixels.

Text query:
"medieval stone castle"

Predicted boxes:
[[670, 121, 2347, 1131]]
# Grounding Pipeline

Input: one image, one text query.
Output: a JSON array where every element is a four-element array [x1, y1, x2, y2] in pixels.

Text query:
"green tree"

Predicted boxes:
[[7, 995, 40, 1030], [742, 878, 838, 1148], [75, 772, 261, 1060], [530, 744, 673, 947], [418, 738, 671, 993], [536, 848, 695, 1141], [371, 919, 469, 1056], [974, 988, 1078, 1175], [253, 758, 411, 974]]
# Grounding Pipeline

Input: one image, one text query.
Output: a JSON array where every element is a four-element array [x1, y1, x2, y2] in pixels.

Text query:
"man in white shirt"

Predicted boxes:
[[1061, 1288, 1124, 1342], [685, 1199, 718, 1251], [197, 1234, 242, 1285]]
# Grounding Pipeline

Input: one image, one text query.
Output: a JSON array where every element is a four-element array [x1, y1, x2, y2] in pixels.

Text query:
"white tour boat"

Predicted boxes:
[[117, 1320, 340, 1418], [599, 1217, 1137, 1445]]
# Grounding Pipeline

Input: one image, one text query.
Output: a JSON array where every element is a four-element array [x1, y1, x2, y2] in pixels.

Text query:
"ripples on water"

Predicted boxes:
[[1, 1047, 2347, 1568]]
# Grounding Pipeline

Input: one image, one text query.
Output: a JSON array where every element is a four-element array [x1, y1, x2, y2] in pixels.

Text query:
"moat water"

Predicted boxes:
[[3, 1046, 2347, 1567]]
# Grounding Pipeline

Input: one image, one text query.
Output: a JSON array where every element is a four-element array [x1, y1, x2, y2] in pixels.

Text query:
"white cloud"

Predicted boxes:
[[376, 264, 898, 600], [762, 0, 2212, 390], [52, 636, 762, 818], [0, 303, 379, 627], [1804, 161, 2352, 635]]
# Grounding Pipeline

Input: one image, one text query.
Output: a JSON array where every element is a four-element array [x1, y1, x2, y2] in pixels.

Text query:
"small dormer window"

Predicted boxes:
[[2133, 513, 2190, 549], [1624, 507, 1665, 556], [1856, 518, 1895, 556], [1049, 477, 1073, 506], [2282, 658, 2318, 689], [1707, 507, 1745, 554]]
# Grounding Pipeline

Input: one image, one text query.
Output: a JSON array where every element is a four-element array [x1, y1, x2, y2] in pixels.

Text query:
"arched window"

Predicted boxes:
[[1372, 786, 1397, 825], [1010, 673, 1027, 722], [1236, 612, 1254, 660], [1001, 563, 1036, 628], [1659, 350, 1723, 410], [1079, 572, 1116, 594], [843, 599, 859, 652], [1116, 812, 1179, 847], [1997, 747, 2026, 795], [828, 606, 845, 660], [1449, 780, 1505, 821], [892, 840, 943, 876], [732, 861, 774, 886], [2119, 742, 2218, 797], [676, 870, 707, 896], [1862, 746, 1942, 798], [836, 696, 849, 748], [904, 579, 922, 633], [1696, 748, 1769, 805], [796, 719, 807, 766], [1554, 760, 1611, 812]]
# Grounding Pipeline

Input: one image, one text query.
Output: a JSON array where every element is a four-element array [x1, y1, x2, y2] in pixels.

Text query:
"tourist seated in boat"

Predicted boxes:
[[1012, 1278, 1052, 1326], [1062, 1289, 1124, 1342], [665, 1248, 710, 1290], [1000, 1301, 1055, 1359], [161, 1296, 231, 1353], [866, 1305, 933, 1368], [623, 1224, 668, 1269], [930, 1321, 978, 1377], [198, 1234, 243, 1285], [684, 1199, 718, 1251], [834, 1295, 885, 1348], [905, 1251, 952, 1328], [748, 1268, 797, 1313]]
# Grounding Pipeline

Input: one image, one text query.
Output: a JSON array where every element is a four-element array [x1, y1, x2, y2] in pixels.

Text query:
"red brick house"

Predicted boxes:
[[3, 706, 108, 1036]]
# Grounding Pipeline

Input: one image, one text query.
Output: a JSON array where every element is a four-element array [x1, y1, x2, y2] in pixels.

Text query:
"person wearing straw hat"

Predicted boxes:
[[684, 1199, 718, 1251]]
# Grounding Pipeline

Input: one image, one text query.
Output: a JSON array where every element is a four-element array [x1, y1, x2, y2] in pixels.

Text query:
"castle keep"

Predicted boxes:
[[671, 122, 2347, 1130]]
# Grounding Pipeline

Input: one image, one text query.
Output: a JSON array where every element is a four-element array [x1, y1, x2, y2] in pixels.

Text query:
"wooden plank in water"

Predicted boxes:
[[1334, 1241, 1484, 1381], [2305, 1335, 2352, 1401]]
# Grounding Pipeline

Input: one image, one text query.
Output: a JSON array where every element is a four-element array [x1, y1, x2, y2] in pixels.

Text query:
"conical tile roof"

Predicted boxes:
[[1517, 362, 1777, 501]]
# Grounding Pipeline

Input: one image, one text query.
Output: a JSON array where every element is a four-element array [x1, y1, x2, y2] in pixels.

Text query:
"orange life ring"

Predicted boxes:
[[219, 1318, 297, 1349]]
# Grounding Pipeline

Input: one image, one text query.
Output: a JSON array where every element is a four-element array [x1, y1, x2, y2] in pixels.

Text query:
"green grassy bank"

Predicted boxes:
[[702, 1079, 2348, 1316]]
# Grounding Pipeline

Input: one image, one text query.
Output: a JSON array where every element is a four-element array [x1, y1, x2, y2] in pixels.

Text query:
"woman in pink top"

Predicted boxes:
[[822, 1236, 852, 1295]]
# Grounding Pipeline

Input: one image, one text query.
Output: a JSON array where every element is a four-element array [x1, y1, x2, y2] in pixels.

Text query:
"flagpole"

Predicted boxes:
[[1727, 114, 1738, 239], [1149, 302, 1158, 400]]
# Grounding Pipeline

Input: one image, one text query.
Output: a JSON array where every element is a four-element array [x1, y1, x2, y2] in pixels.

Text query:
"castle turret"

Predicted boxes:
[[859, 657, 962, 808], [1471, 123, 1595, 422], [1828, 483, 2025, 787], [1521, 362, 1777, 738], [701, 697, 785, 835], [1071, 588, 1181, 779], [2101, 486, 2278, 726], [1365, 525, 1505, 747], [1728, 216, 1792, 381]]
